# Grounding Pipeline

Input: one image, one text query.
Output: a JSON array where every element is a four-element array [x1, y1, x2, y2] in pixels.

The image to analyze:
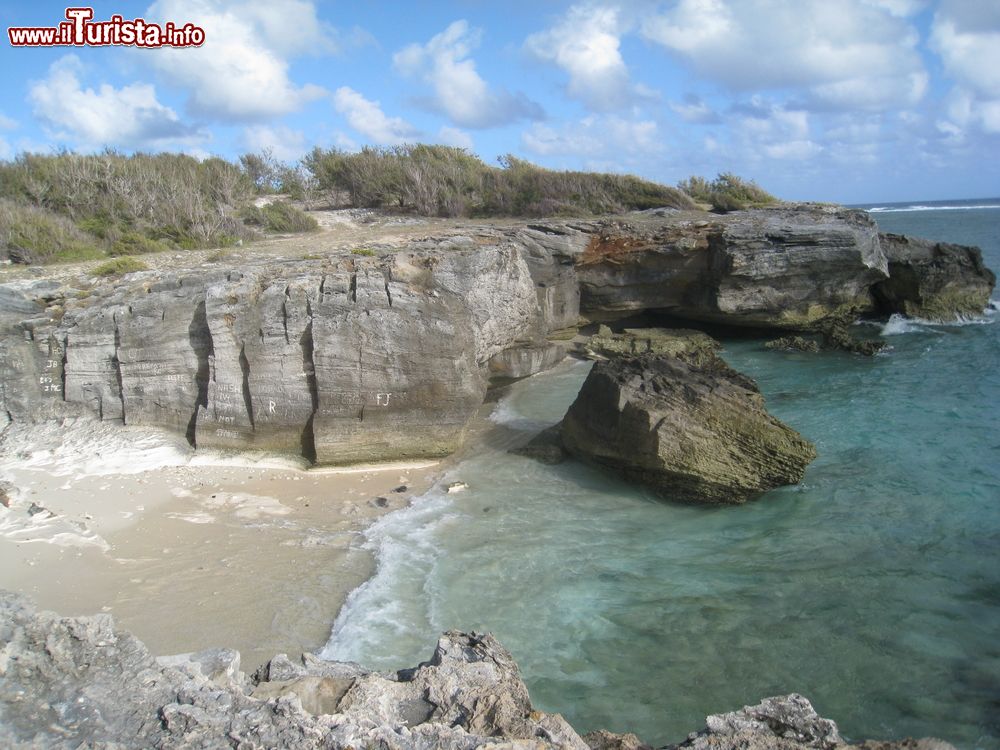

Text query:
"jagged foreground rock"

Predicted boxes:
[[0, 205, 993, 463], [558, 351, 817, 504], [0, 593, 954, 750]]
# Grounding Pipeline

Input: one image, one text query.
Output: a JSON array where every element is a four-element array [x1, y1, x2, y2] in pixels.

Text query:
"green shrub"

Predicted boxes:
[[242, 200, 318, 233], [302, 145, 695, 218], [677, 173, 777, 213], [351, 247, 376, 256], [111, 231, 172, 256], [90, 256, 149, 277], [0, 151, 254, 254], [0, 199, 104, 263]]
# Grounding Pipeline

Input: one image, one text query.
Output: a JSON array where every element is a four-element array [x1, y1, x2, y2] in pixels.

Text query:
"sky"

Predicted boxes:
[[1, 0, 998, 204]]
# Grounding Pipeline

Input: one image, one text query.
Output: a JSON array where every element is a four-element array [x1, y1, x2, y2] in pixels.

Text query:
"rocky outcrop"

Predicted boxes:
[[488, 341, 570, 383], [0, 245, 556, 465], [0, 593, 956, 750], [873, 233, 996, 320], [0, 591, 586, 749], [0, 207, 994, 464], [577, 205, 888, 328], [582, 325, 722, 366], [765, 335, 821, 353], [559, 354, 817, 504]]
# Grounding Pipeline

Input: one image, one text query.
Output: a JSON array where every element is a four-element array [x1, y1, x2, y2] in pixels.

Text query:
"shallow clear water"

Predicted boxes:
[[323, 204, 1000, 748]]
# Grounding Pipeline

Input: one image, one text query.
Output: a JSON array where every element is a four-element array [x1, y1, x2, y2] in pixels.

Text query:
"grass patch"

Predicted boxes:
[[206, 249, 234, 263], [241, 200, 318, 233], [91, 256, 149, 277], [111, 231, 173, 256], [0, 199, 104, 264], [351, 247, 377, 256], [302, 144, 696, 217], [677, 173, 777, 213], [0, 152, 255, 261]]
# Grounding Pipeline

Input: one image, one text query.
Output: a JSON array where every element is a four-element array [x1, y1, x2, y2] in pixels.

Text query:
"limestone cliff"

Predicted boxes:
[[0, 206, 993, 464]]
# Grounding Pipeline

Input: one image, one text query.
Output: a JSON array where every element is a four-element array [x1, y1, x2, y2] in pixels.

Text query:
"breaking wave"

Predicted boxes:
[[867, 204, 1000, 213]]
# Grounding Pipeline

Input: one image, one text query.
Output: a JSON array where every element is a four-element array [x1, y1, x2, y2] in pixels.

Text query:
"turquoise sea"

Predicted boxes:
[[322, 200, 1000, 748]]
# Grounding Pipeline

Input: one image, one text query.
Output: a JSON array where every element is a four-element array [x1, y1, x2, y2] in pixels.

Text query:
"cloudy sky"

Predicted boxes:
[[1, 0, 998, 203]]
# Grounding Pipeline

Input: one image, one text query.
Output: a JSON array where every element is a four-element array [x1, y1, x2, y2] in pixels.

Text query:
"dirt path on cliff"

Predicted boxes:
[[0, 209, 537, 286]]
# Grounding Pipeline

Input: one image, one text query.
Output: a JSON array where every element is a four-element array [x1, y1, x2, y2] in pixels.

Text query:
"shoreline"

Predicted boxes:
[[0, 361, 572, 671], [0, 420, 443, 669]]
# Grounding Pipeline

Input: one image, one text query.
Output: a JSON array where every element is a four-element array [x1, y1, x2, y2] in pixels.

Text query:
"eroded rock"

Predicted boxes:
[[577, 205, 888, 329], [0, 593, 959, 750], [668, 694, 956, 750], [874, 233, 996, 320], [0, 592, 586, 749], [583, 325, 721, 366], [559, 354, 817, 504]]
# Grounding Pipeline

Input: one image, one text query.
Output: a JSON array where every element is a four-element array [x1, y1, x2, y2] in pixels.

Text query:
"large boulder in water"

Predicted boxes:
[[560, 353, 817, 504], [873, 233, 996, 320]]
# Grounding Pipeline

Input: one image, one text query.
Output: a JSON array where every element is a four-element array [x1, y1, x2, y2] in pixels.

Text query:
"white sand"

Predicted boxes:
[[0, 421, 438, 669]]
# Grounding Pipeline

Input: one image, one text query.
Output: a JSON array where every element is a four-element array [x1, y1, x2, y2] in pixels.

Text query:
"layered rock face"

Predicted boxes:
[[1, 207, 994, 464], [0, 593, 955, 750], [577, 205, 890, 328], [873, 233, 996, 320], [0, 244, 555, 464], [559, 353, 817, 504]]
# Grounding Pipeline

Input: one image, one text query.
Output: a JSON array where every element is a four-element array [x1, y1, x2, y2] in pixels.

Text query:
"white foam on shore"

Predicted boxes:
[[488, 357, 591, 432], [880, 311, 996, 336], [308, 460, 439, 475], [201, 492, 291, 519], [0, 421, 193, 478], [320, 480, 457, 663], [166, 511, 216, 525], [0, 504, 110, 551], [867, 204, 1000, 213], [0, 419, 361, 478]]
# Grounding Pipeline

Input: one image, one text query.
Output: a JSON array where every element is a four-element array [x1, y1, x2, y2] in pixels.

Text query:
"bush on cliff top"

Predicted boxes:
[[0, 199, 105, 264], [0, 151, 318, 265], [301, 145, 696, 217], [241, 200, 319, 234], [678, 173, 777, 212], [1, 145, 760, 266]]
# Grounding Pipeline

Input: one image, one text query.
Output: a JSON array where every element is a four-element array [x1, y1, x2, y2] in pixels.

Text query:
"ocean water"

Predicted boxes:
[[322, 201, 1000, 748]]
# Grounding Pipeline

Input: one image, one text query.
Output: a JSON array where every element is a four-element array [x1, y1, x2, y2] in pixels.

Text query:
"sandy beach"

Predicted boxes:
[[0, 419, 439, 669]]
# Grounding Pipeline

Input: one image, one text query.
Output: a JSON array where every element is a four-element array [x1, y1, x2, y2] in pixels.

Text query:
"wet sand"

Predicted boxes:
[[0, 423, 438, 669]]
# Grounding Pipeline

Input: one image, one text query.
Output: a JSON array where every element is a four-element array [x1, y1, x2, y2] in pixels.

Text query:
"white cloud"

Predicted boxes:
[[241, 125, 307, 162], [521, 115, 661, 159], [524, 4, 638, 111], [930, 1, 1000, 135], [930, 5, 1000, 97], [642, 0, 926, 111], [670, 95, 720, 124], [437, 126, 474, 150], [862, 0, 930, 17], [28, 55, 203, 149], [235, 1, 337, 56], [729, 98, 823, 161], [333, 87, 417, 146], [0, 113, 16, 131], [394, 20, 542, 128], [143, 0, 328, 121], [762, 140, 823, 160]]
